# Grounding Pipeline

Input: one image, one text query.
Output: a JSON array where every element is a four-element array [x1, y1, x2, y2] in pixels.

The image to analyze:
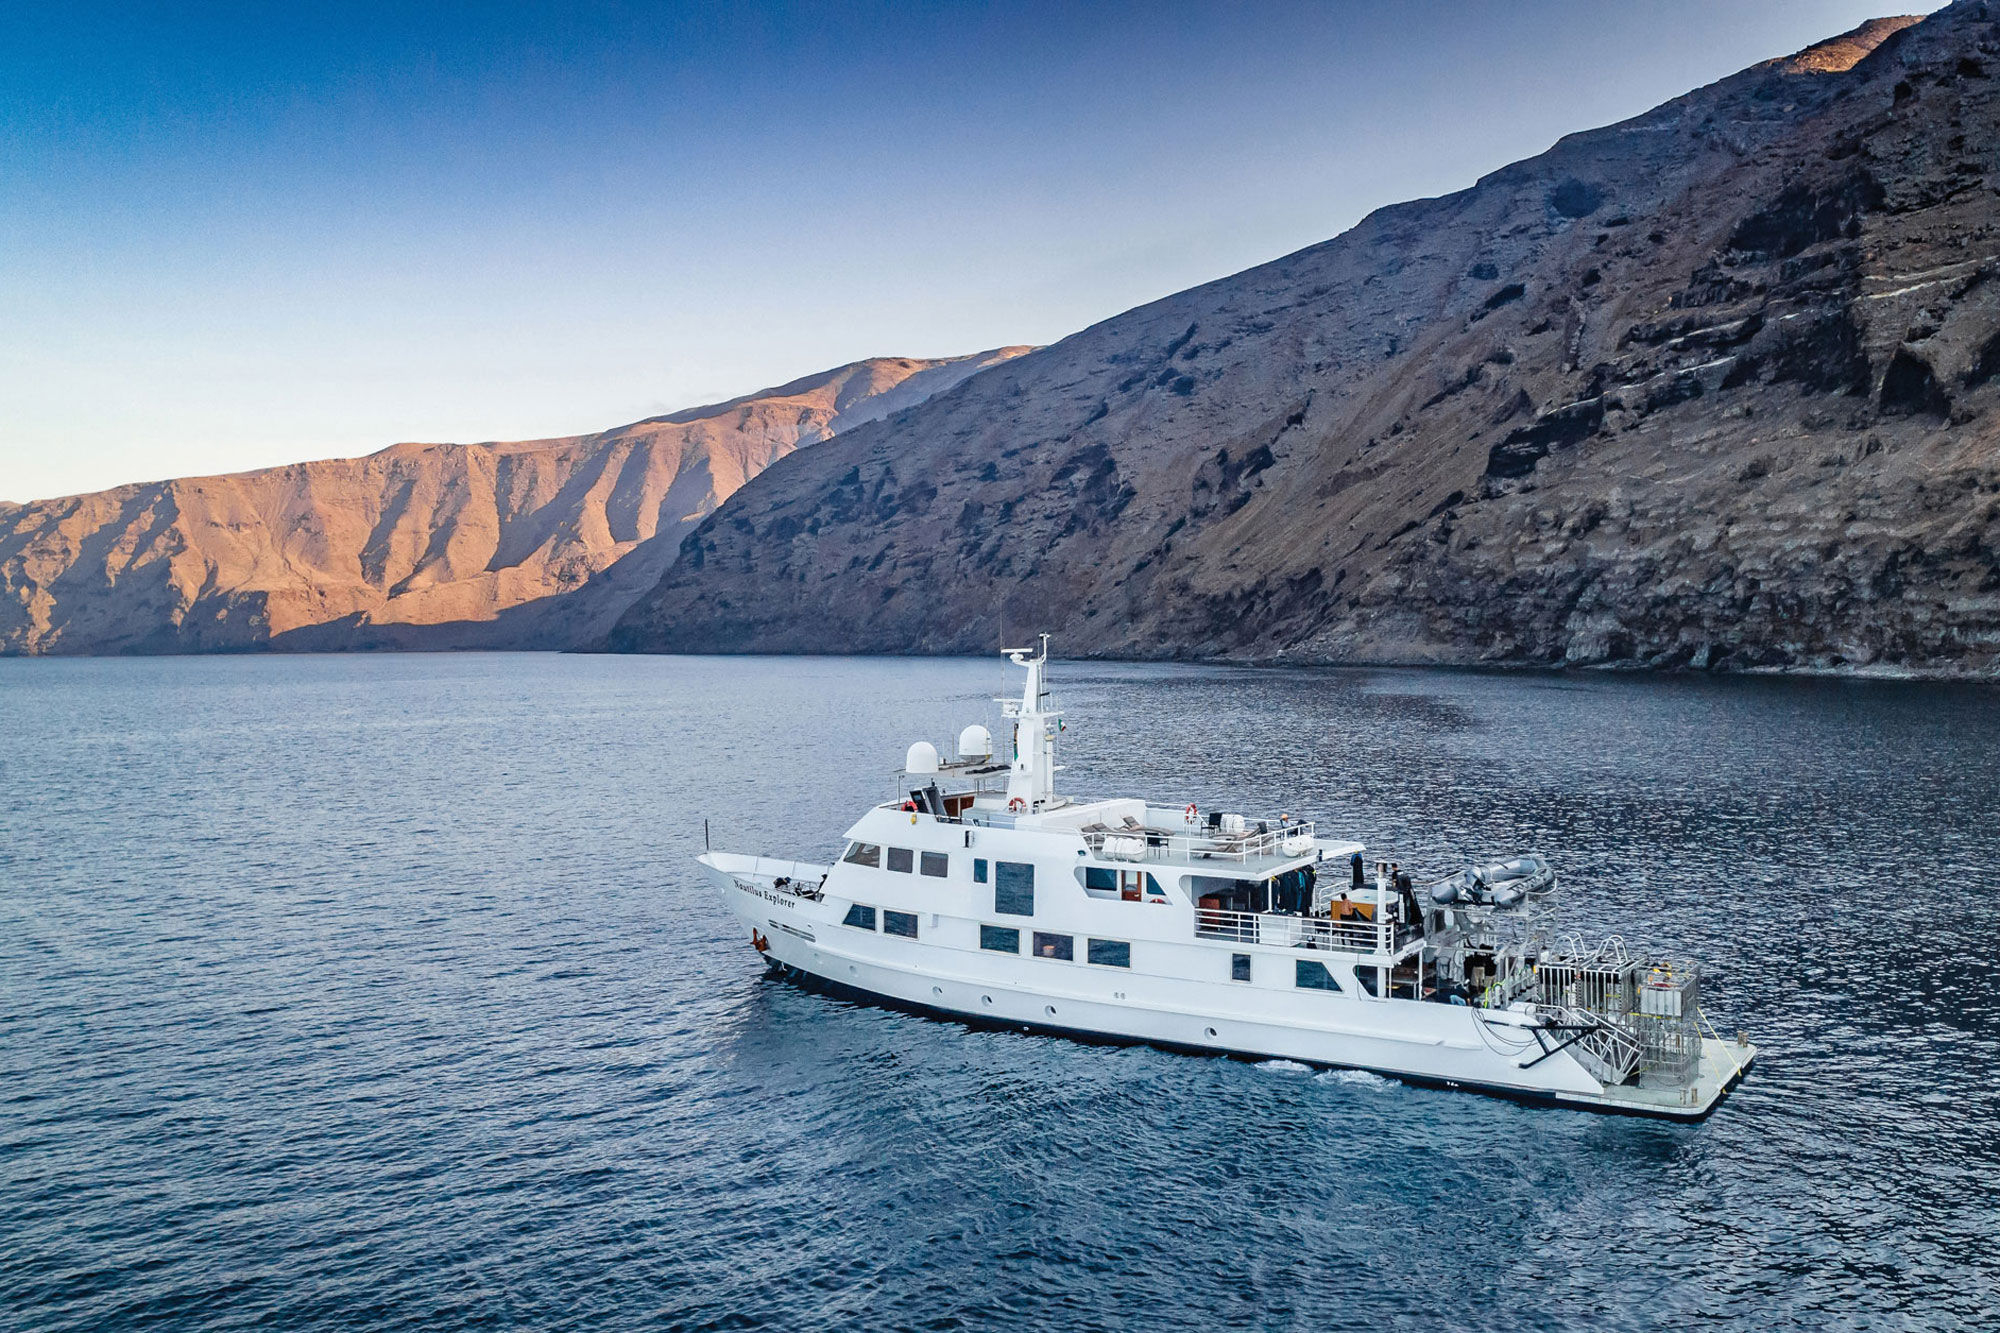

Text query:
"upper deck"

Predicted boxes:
[[882, 793, 1359, 877]]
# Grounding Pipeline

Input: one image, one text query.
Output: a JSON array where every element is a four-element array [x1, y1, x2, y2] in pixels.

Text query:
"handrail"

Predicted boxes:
[[1193, 907, 1390, 955], [1085, 820, 1319, 866]]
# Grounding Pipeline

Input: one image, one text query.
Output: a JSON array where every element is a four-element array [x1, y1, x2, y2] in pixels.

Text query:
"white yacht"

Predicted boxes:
[[700, 639, 1756, 1118]]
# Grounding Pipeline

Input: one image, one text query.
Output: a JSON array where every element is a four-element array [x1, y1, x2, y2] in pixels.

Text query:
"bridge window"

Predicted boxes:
[[1086, 939, 1130, 968], [1232, 954, 1251, 982], [887, 847, 914, 873], [980, 925, 1020, 953], [842, 843, 881, 868], [1295, 959, 1343, 992], [842, 904, 877, 931], [1032, 931, 1073, 961], [995, 861, 1035, 916], [884, 910, 919, 938], [921, 851, 949, 878]]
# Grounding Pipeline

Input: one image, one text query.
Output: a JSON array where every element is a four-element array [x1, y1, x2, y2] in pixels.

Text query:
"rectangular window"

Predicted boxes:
[[980, 925, 1020, 953], [1087, 938, 1131, 968], [973, 858, 989, 884], [920, 851, 949, 878], [883, 910, 919, 938], [842, 842, 882, 868], [1232, 953, 1251, 983], [1084, 866, 1118, 894], [887, 847, 914, 873], [1295, 959, 1343, 992], [1032, 931, 1074, 961], [995, 861, 1035, 916], [842, 903, 877, 931]]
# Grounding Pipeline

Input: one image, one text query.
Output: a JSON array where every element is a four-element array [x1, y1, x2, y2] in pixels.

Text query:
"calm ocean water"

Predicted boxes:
[[3, 652, 1997, 1331]]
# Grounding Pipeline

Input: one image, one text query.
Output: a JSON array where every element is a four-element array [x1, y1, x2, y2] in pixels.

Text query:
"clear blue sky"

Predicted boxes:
[[0, 1, 1944, 502]]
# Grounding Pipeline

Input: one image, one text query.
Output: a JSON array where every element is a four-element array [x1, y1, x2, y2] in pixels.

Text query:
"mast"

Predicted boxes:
[[1001, 633, 1061, 811]]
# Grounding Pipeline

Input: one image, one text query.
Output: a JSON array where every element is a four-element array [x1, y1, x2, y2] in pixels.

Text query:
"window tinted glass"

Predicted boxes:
[[973, 858, 988, 883], [1031, 932, 1073, 961], [1084, 866, 1117, 892], [1232, 953, 1251, 982], [1356, 966, 1382, 997], [886, 847, 914, 873], [1087, 938, 1130, 968], [883, 910, 918, 938], [1295, 959, 1343, 991], [995, 861, 1035, 916], [842, 904, 877, 930], [979, 925, 1020, 953], [920, 851, 949, 878], [842, 843, 881, 868]]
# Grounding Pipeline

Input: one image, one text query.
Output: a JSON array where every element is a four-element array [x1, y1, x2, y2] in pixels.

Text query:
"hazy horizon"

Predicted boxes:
[[1, 0, 1948, 503]]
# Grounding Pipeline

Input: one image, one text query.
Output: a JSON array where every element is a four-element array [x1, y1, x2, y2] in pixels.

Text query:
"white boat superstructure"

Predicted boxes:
[[701, 639, 1755, 1118]]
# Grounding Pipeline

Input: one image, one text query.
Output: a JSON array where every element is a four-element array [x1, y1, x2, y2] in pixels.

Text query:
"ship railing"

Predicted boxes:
[[1085, 819, 1319, 866], [1193, 907, 1391, 955]]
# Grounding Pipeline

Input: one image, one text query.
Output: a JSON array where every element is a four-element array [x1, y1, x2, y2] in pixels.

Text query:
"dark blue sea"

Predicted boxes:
[[4, 653, 1997, 1331]]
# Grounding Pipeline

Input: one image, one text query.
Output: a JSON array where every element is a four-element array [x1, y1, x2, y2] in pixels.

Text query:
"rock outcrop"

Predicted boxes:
[[0, 350, 1030, 653], [612, 5, 2000, 676]]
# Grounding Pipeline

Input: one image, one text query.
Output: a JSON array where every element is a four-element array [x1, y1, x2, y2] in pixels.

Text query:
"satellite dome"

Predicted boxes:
[[904, 740, 940, 774], [957, 724, 992, 759]]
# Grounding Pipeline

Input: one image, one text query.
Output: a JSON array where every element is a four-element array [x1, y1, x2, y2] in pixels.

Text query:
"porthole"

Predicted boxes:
[[932, 986, 943, 996], [1045, 1005, 1057, 1016], [981, 995, 993, 1006], [1205, 1027, 1218, 1038]]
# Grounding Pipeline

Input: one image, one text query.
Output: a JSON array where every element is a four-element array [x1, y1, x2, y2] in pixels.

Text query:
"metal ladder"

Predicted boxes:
[[1543, 1004, 1644, 1085]]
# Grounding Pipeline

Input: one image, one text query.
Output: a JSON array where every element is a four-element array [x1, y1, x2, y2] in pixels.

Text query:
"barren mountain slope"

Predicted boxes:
[[0, 349, 1029, 654], [614, 5, 2000, 676]]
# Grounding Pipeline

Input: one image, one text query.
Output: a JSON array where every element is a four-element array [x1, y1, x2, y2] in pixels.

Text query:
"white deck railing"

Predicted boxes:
[[1082, 819, 1319, 866], [1193, 907, 1391, 955]]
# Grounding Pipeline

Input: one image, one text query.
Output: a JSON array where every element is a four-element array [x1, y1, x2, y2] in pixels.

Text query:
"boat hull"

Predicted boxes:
[[705, 858, 1754, 1120]]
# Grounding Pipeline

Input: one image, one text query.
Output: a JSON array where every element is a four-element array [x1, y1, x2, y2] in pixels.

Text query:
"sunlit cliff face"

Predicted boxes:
[[0, 349, 1033, 654]]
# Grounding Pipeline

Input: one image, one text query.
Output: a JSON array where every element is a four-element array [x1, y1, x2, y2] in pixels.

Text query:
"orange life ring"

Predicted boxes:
[[901, 800, 918, 812], [1008, 797, 1027, 814], [1184, 802, 1198, 822]]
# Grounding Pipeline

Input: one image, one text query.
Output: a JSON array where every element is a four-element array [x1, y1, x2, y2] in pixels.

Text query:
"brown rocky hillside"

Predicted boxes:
[[0, 349, 1029, 653], [612, 5, 2000, 677]]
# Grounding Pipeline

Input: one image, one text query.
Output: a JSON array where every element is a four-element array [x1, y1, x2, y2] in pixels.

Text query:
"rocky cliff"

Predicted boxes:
[[612, 5, 2000, 677], [0, 349, 1030, 653]]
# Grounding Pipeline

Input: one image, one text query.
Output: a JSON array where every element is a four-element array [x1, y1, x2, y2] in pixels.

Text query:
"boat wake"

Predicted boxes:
[[1317, 1068, 1391, 1089], [1255, 1059, 1313, 1074]]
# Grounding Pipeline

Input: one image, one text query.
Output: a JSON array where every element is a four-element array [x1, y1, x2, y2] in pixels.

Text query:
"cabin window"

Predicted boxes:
[[1232, 953, 1251, 982], [1087, 939, 1130, 968], [1080, 867, 1164, 901], [973, 858, 989, 884], [1356, 966, 1383, 998], [1032, 931, 1073, 961], [883, 910, 918, 938], [843, 843, 882, 868], [995, 861, 1035, 916], [980, 925, 1020, 953], [887, 847, 914, 874], [920, 851, 949, 878], [842, 904, 877, 931], [1295, 959, 1343, 992]]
